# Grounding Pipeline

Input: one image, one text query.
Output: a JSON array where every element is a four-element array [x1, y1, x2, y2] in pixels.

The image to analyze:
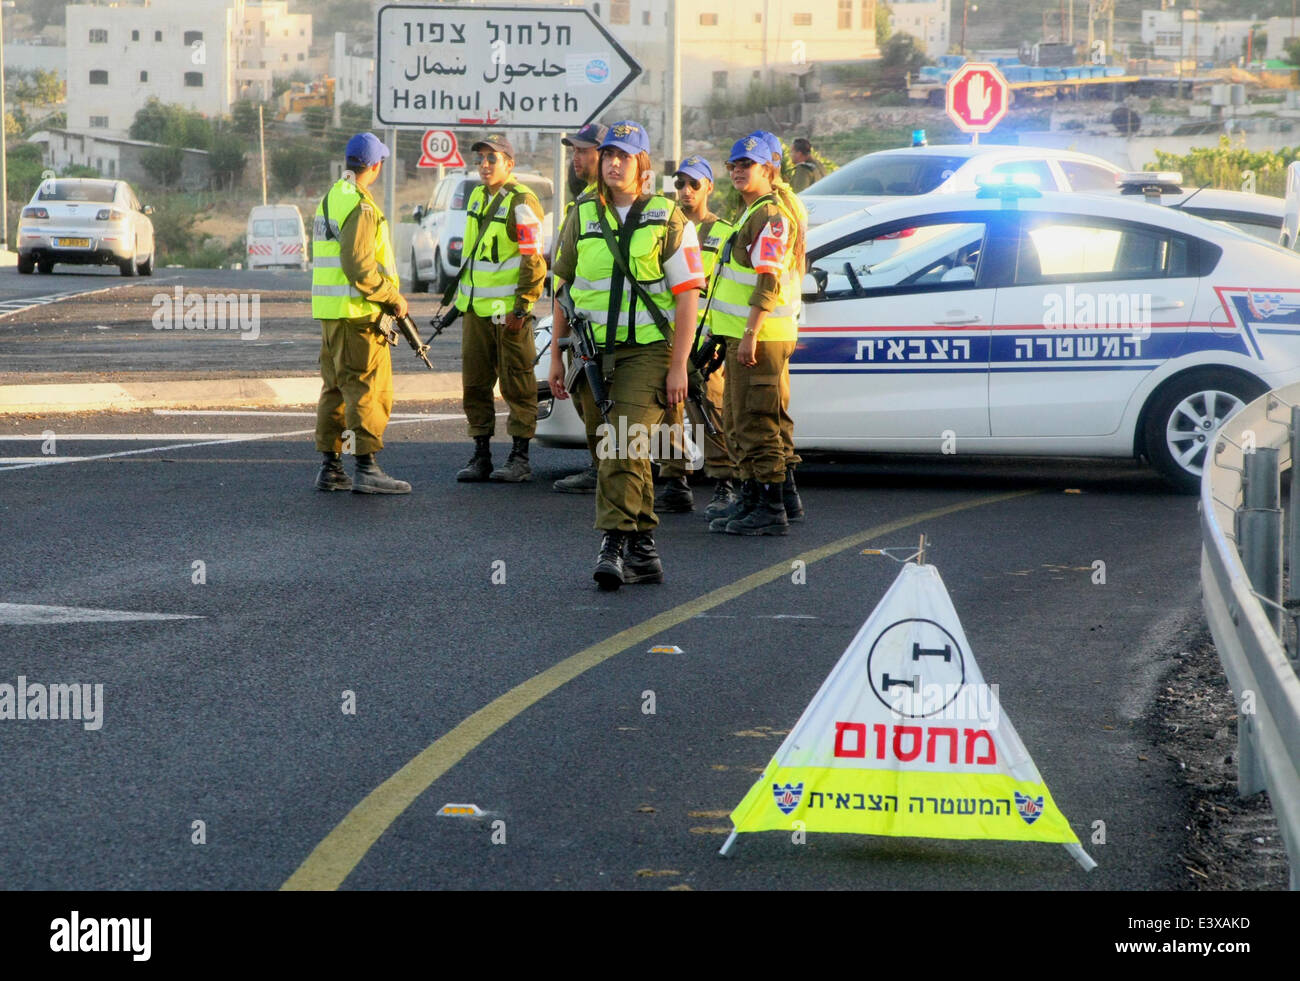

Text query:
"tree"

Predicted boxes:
[[232, 99, 270, 138], [876, 1, 893, 47], [302, 105, 331, 137], [1286, 37, 1300, 66], [338, 101, 372, 131], [208, 129, 247, 191], [271, 148, 310, 192], [141, 145, 185, 188], [129, 99, 212, 150]]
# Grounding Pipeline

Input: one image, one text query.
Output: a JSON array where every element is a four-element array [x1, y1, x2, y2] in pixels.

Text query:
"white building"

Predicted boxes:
[[1264, 16, 1300, 61], [332, 32, 374, 111], [888, 0, 951, 60], [66, 0, 244, 138], [1140, 9, 1255, 64], [240, 0, 312, 73]]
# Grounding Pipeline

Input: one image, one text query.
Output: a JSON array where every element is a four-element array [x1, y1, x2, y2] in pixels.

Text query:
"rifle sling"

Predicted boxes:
[[594, 197, 668, 377], [439, 185, 514, 310]]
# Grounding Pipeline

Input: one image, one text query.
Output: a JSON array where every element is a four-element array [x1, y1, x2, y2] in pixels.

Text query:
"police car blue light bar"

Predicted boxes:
[[1118, 171, 1184, 196], [974, 171, 1043, 199]]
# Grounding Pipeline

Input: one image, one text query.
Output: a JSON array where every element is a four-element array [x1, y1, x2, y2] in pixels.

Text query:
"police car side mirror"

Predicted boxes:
[[804, 270, 827, 297], [413, 205, 425, 221]]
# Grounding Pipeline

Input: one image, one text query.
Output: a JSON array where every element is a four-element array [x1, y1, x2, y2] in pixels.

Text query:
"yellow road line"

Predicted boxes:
[[281, 488, 1038, 890]]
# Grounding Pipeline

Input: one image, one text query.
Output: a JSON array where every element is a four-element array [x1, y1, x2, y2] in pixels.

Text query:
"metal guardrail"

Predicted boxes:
[[1202, 384, 1300, 891]]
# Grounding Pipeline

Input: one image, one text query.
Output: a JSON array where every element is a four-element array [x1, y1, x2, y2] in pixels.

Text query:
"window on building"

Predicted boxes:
[[794, 13, 813, 26], [610, 0, 629, 24], [700, 13, 718, 26], [89, 70, 108, 85], [713, 70, 727, 89], [109, 160, 116, 176], [862, 0, 876, 30], [754, 13, 762, 22], [89, 28, 107, 43], [299, 28, 306, 36], [184, 71, 203, 87], [154, 30, 163, 42], [592, 3, 600, 18], [297, 52, 304, 61], [281, 53, 289, 62], [259, 60, 266, 68], [838, 0, 852, 29], [140, 70, 148, 82], [184, 30, 203, 45], [131, 29, 140, 41], [642, 10, 650, 25], [89, 115, 109, 128]]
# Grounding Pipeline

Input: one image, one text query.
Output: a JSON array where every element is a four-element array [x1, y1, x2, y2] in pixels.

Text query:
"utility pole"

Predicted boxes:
[[666, 0, 681, 181], [1, 1, 9, 251], [258, 103, 267, 206]]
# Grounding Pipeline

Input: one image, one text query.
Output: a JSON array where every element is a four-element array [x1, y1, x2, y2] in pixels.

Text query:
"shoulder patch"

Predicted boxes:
[[768, 217, 784, 236]]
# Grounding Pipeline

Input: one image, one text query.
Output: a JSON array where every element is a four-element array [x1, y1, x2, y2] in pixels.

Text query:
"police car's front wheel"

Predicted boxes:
[[1142, 368, 1266, 494]]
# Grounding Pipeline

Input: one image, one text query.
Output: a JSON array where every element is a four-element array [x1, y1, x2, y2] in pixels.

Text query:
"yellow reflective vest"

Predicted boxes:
[[706, 195, 797, 342], [570, 195, 678, 346], [311, 179, 397, 321], [455, 180, 533, 318]]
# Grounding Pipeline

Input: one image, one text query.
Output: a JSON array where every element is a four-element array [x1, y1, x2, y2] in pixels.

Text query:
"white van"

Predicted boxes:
[[246, 204, 307, 270]]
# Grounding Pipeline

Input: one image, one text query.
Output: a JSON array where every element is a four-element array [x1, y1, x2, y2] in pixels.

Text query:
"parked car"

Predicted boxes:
[[798, 144, 1126, 228], [17, 178, 155, 276], [1116, 171, 1285, 243], [246, 204, 307, 270], [408, 170, 554, 293], [537, 182, 1300, 492]]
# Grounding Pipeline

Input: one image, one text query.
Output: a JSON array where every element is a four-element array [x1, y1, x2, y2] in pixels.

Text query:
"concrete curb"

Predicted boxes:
[[0, 373, 466, 414]]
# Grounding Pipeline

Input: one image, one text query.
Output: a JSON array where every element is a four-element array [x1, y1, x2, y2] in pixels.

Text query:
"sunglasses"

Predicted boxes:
[[477, 153, 506, 165], [674, 176, 701, 190], [726, 159, 756, 171]]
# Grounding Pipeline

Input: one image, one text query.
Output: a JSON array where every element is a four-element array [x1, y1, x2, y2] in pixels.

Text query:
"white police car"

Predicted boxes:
[[536, 178, 1300, 492]]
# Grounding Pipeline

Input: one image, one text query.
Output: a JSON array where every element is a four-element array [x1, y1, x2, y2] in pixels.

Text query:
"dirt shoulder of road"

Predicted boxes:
[[1152, 632, 1290, 889]]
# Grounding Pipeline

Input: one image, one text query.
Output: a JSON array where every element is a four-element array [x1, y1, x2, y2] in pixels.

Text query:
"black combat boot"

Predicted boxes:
[[654, 475, 694, 513], [593, 530, 628, 591], [709, 478, 758, 533], [783, 468, 805, 523], [315, 451, 352, 492], [703, 477, 737, 522], [353, 453, 412, 494], [624, 531, 664, 584], [456, 435, 492, 482], [725, 480, 788, 535], [489, 436, 533, 482]]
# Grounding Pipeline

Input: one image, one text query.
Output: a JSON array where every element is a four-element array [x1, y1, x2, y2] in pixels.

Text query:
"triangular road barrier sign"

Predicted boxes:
[[722, 561, 1096, 871]]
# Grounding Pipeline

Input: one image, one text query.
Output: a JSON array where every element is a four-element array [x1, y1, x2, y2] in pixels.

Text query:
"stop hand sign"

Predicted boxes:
[[946, 63, 1010, 134]]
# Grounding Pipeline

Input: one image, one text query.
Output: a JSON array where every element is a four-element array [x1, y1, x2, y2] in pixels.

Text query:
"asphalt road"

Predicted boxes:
[[0, 266, 464, 385], [0, 407, 1207, 890]]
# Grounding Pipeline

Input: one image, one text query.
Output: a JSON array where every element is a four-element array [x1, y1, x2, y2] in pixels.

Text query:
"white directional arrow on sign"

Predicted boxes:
[[0, 603, 204, 625], [375, 4, 642, 130]]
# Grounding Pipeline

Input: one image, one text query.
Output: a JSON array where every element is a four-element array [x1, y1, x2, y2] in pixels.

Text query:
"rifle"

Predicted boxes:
[[554, 285, 616, 446], [377, 313, 435, 370]]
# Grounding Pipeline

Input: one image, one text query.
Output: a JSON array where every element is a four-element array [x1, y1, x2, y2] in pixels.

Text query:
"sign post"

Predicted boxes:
[[945, 62, 1011, 145], [375, 5, 642, 132]]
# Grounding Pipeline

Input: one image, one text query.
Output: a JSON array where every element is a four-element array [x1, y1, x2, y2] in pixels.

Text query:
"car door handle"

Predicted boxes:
[[932, 314, 983, 325], [1149, 297, 1185, 310]]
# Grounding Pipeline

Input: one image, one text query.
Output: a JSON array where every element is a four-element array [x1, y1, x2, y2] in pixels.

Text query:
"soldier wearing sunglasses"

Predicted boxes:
[[654, 156, 741, 522]]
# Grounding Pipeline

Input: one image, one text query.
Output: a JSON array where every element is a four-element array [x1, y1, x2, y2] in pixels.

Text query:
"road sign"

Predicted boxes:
[[416, 129, 464, 168], [946, 62, 1010, 135], [375, 4, 642, 131]]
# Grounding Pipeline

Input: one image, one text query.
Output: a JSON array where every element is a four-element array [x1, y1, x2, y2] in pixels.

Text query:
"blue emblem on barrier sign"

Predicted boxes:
[[1014, 790, 1044, 825], [773, 782, 804, 815]]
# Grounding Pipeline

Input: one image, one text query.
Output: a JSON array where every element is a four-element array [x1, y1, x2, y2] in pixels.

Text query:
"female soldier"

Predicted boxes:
[[706, 133, 805, 536], [548, 121, 706, 589]]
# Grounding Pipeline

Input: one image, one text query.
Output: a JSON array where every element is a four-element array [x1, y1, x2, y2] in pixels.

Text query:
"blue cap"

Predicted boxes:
[[676, 155, 713, 183], [745, 130, 782, 162], [345, 132, 389, 166], [601, 120, 650, 156], [728, 134, 770, 166]]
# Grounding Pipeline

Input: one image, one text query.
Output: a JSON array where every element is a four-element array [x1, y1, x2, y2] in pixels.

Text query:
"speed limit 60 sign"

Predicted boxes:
[[417, 129, 464, 168]]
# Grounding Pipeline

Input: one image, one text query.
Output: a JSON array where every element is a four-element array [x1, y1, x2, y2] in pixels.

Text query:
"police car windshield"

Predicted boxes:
[[37, 181, 116, 203], [806, 154, 968, 197]]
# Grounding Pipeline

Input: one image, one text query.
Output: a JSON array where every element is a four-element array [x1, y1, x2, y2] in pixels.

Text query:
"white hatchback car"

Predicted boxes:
[[17, 177, 156, 276], [536, 184, 1300, 492], [799, 144, 1125, 228]]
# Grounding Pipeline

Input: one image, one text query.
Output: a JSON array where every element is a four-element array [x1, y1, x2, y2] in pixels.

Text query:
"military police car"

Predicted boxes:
[[536, 179, 1300, 492]]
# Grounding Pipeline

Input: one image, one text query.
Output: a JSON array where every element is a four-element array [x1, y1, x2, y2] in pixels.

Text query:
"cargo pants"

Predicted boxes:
[[575, 341, 670, 532], [725, 339, 798, 485], [462, 308, 538, 438], [315, 316, 393, 456]]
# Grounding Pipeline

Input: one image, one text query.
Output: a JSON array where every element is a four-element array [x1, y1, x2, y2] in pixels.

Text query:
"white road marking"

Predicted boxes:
[[0, 415, 457, 473], [0, 603, 204, 625], [0, 283, 135, 320], [152, 409, 457, 420]]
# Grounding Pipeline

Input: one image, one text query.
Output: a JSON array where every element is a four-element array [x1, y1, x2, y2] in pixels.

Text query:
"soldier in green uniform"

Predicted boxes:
[[705, 133, 805, 535], [653, 155, 740, 521], [311, 132, 411, 495], [552, 122, 608, 494], [789, 138, 827, 192], [455, 135, 548, 483], [547, 121, 706, 589]]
